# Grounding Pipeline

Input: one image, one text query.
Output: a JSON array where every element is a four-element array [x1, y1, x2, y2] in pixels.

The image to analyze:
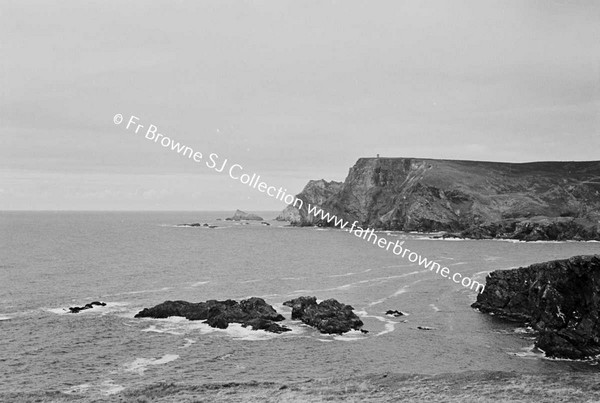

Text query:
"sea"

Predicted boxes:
[[1, 211, 599, 402]]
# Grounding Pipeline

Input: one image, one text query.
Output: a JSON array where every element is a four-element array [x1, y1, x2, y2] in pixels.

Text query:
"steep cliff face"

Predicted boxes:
[[472, 255, 600, 359], [280, 157, 600, 240], [275, 179, 343, 225]]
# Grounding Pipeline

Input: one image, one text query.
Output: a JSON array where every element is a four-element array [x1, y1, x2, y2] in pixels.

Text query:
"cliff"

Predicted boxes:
[[280, 157, 600, 240], [472, 255, 600, 359], [275, 179, 343, 225]]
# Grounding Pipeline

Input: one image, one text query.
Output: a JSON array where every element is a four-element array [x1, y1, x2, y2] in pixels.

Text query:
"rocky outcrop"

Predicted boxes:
[[228, 210, 264, 221], [385, 310, 405, 317], [283, 296, 364, 334], [69, 301, 106, 313], [177, 223, 218, 228], [276, 179, 343, 225], [472, 255, 600, 359], [280, 158, 600, 240], [135, 298, 290, 333]]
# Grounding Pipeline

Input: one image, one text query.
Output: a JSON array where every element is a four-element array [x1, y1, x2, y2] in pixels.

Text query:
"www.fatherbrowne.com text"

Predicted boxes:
[[114, 113, 485, 293]]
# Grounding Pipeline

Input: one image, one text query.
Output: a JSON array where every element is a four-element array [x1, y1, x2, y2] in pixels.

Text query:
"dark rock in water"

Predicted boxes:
[[69, 301, 106, 313], [208, 225, 218, 229], [261, 221, 271, 226], [283, 296, 364, 334], [279, 158, 600, 240], [472, 255, 600, 359], [225, 218, 233, 221], [135, 297, 289, 333], [385, 310, 405, 317], [178, 222, 218, 228], [228, 209, 264, 221], [241, 318, 291, 333]]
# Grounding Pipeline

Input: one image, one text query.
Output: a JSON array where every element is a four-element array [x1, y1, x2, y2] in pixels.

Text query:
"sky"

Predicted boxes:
[[1, 0, 599, 210]]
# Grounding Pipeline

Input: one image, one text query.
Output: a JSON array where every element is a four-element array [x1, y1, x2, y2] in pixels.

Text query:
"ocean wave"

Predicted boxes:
[[123, 354, 180, 375], [189, 281, 210, 287], [63, 379, 125, 396]]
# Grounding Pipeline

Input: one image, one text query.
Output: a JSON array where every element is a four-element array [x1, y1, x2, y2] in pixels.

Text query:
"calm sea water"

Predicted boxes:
[[1, 211, 599, 398]]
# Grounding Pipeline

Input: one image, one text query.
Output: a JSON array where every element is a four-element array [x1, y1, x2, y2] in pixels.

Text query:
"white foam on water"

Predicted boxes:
[[138, 316, 304, 340], [392, 287, 408, 297], [101, 380, 125, 395], [511, 345, 545, 359], [332, 330, 367, 341], [190, 281, 210, 287], [356, 310, 400, 336], [64, 383, 92, 394], [328, 272, 356, 278], [514, 326, 535, 334], [180, 338, 196, 348], [141, 325, 184, 336], [217, 322, 306, 340], [429, 304, 440, 312], [381, 264, 414, 269], [271, 302, 290, 313], [124, 354, 180, 375], [367, 298, 387, 307], [63, 380, 125, 396]]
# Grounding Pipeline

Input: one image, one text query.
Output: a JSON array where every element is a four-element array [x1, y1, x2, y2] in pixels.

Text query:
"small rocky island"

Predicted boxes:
[[472, 255, 600, 359], [69, 301, 106, 313], [135, 296, 365, 335], [226, 209, 264, 221], [283, 296, 365, 334]]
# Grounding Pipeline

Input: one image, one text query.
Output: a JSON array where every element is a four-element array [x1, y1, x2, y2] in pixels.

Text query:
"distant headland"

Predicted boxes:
[[277, 157, 600, 241]]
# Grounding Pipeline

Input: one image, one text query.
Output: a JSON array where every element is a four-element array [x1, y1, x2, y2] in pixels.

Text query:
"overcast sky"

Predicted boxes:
[[1, 0, 599, 210]]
